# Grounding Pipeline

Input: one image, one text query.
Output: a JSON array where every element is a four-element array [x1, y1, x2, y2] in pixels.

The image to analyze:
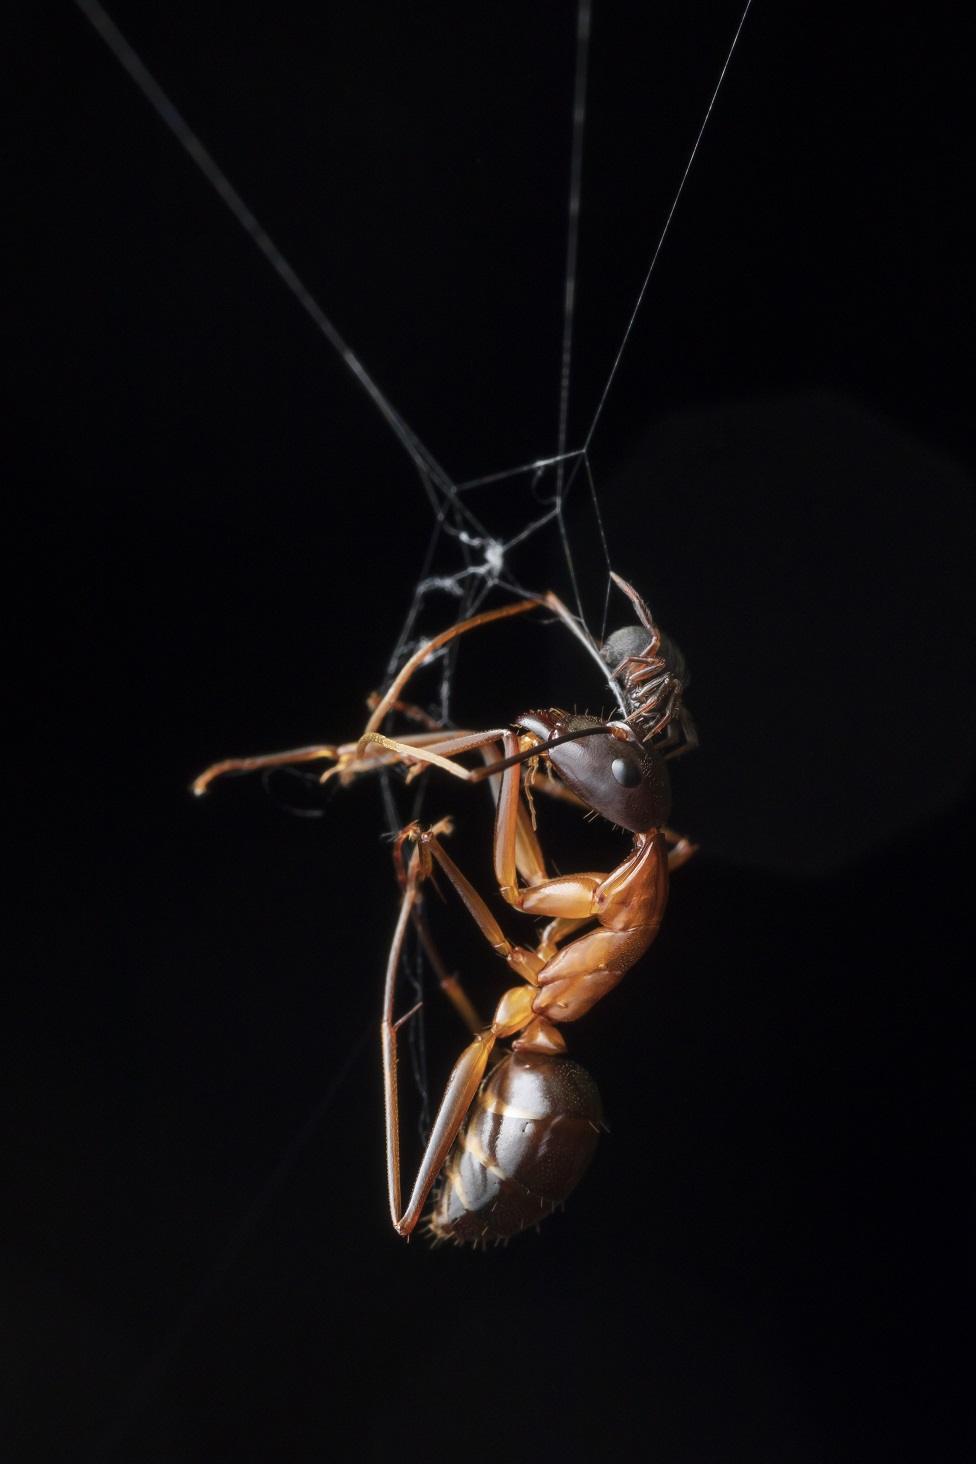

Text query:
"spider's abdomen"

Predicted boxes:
[[429, 1051, 602, 1245]]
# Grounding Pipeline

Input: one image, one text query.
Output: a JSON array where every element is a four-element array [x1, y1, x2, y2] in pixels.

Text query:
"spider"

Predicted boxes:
[[193, 575, 696, 1243]]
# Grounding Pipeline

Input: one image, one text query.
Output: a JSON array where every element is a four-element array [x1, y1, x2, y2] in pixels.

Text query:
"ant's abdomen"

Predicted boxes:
[[429, 1051, 602, 1245]]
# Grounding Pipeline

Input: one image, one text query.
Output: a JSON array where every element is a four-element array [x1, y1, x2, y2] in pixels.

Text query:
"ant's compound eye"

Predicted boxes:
[[611, 755, 642, 788]]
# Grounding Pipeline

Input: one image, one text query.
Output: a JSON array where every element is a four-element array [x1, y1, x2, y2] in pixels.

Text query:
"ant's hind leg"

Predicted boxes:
[[381, 846, 492, 1236], [383, 840, 535, 1237], [400, 823, 545, 989], [405, 892, 483, 1036]]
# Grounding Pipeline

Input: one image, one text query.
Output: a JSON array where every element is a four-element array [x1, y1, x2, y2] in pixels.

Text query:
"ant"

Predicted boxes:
[[193, 574, 696, 1244]]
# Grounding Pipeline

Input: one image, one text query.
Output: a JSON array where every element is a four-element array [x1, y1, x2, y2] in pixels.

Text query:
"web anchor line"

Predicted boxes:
[[75, 0, 645, 693], [77, 0, 756, 684], [552, 0, 595, 632], [539, 0, 754, 645], [72, 0, 577, 754], [421, 0, 758, 636], [71, 0, 500, 564], [582, 0, 755, 454]]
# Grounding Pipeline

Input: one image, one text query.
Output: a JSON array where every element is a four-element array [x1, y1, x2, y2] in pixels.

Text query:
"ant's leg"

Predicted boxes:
[[191, 743, 341, 796], [383, 842, 535, 1236], [358, 729, 509, 782], [490, 734, 691, 909], [397, 795, 571, 1055], [662, 826, 698, 872], [403, 825, 544, 989], [195, 727, 513, 797], [354, 731, 544, 860], [493, 732, 607, 919], [383, 845, 491, 1235], [410, 905, 482, 1034], [535, 916, 592, 963], [363, 598, 539, 740], [192, 729, 474, 797], [477, 741, 548, 886], [320, 730, 471, 785], [488, 737, 670, 1021], [388, 741, 549, 1034], [356, 716, 550, 886]]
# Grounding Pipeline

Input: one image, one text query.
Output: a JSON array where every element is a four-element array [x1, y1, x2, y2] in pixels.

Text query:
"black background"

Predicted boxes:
[[12, 3, 974, 1460]]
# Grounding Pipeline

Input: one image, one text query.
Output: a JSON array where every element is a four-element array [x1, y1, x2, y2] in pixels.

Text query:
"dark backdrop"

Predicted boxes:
[[12, 3, 974, 1461]]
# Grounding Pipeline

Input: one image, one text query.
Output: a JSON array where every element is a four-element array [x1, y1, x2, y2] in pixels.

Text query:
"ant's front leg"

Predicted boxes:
[[493, 732, 609, 921], [487, 733, 673, 1023]]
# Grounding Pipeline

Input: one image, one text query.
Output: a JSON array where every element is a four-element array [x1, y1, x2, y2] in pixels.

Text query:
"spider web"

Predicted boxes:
[[75, 0, 753, 1448], [73, 0, 750, 750]]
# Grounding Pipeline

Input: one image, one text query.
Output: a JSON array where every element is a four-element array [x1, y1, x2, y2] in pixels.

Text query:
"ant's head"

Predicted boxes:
[[517, 709, 671, 833]]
